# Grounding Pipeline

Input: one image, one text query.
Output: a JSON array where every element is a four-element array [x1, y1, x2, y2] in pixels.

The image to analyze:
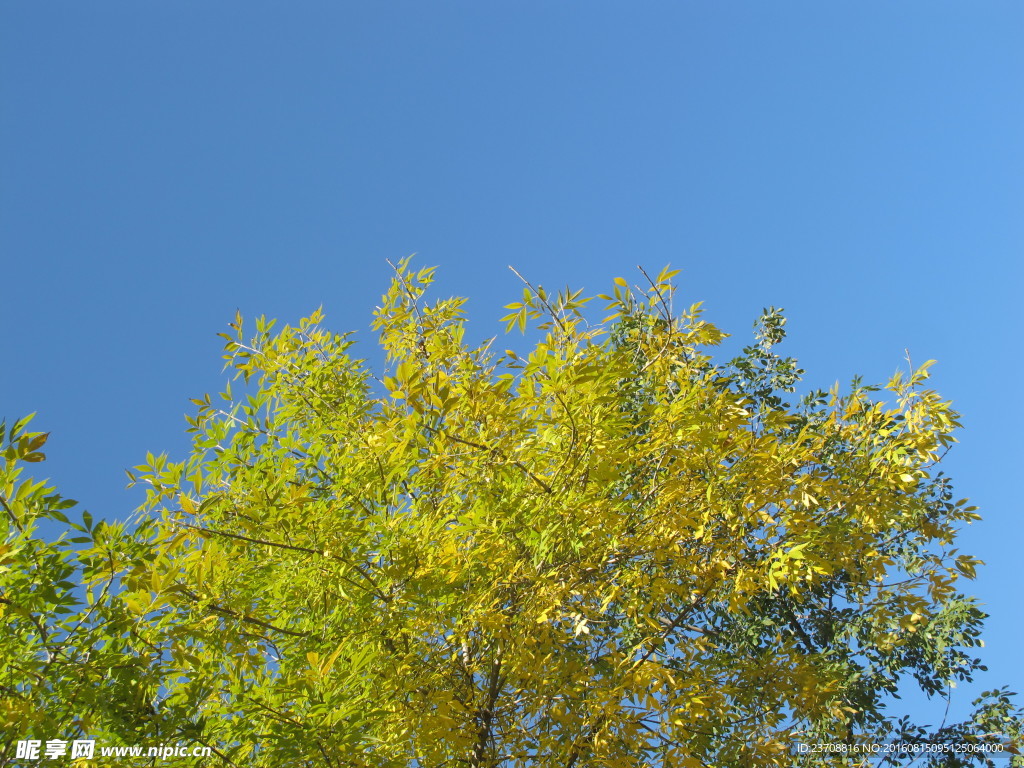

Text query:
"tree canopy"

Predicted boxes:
[[3, 261, 1022, 767]]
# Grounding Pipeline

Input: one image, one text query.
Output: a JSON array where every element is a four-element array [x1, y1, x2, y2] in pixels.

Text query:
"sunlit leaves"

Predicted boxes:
[[5, 261, 1020, 766], [124, 262, 1013, 765]]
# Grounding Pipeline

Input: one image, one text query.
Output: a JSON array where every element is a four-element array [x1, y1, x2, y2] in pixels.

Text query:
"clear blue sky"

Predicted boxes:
[[2, 1, 1021, 730]]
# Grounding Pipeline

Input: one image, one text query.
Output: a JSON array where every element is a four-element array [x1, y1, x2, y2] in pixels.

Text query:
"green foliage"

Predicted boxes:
[[3, 261, 1021, 766], [0, 418, 177, 765]]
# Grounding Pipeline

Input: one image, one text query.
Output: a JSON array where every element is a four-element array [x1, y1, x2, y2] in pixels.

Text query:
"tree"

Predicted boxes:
[[0, 418, 170, 765], [3, 260, 1022, 766]]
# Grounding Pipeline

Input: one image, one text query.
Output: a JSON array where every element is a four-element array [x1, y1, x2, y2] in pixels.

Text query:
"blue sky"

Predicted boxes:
[[2, 1, 1021, 732]]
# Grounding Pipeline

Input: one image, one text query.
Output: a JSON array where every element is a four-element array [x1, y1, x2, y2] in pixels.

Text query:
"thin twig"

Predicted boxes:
[[171, 519, 391, 603], [508, 265, 568, 334]]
